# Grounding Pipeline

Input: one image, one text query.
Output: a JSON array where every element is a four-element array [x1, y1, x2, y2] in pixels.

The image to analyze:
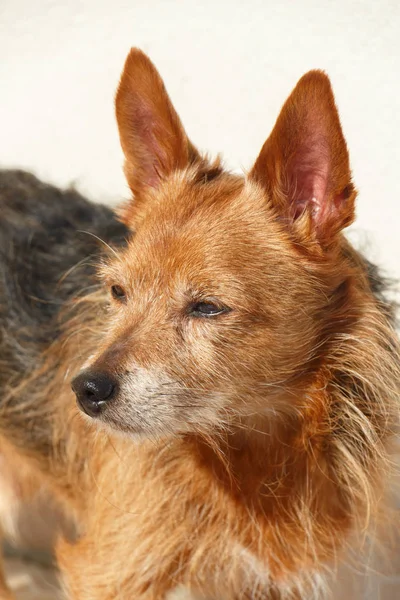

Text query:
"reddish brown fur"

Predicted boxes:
[[0, 49, 399, 599]]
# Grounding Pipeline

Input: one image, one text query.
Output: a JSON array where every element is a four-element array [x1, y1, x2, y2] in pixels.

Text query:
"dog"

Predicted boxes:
[[0, 49, 399, 599]]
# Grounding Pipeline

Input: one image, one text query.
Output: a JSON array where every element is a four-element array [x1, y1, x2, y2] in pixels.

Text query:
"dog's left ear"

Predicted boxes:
[[250, 71, 356, 247], [116, 48, 198, 217]]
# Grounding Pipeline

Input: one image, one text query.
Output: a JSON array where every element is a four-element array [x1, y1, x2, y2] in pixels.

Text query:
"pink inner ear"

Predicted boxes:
[[133, 98, 169, 188], [289, 134, 330, 223]]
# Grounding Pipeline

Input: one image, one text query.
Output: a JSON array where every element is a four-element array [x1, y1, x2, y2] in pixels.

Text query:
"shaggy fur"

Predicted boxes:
[[0, 49, 399, 600]]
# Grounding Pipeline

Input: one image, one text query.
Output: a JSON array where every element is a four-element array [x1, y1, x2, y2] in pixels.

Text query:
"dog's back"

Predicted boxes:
[[0, 170, 127, 377]]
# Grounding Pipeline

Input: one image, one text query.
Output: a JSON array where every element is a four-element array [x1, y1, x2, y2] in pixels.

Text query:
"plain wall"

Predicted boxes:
[[1, 0, 399, 279]]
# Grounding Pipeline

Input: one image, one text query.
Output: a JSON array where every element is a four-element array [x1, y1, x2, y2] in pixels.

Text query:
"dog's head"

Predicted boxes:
[[72, 49, 356, 438]]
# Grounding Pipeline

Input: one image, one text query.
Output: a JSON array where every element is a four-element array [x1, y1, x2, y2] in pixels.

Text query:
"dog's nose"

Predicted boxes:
[[72, 370, 117, 417]]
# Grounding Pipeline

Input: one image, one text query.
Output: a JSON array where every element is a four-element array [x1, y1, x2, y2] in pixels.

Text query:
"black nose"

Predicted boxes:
[[71, 370, 117, 417]]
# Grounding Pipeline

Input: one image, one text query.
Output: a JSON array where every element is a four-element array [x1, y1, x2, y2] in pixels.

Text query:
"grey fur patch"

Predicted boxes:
[[0, 170, 128, 454]]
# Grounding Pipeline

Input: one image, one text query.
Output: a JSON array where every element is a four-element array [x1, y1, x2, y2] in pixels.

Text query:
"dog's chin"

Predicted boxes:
[[96, 418, 158, 442], [77, 403, 195, 441]]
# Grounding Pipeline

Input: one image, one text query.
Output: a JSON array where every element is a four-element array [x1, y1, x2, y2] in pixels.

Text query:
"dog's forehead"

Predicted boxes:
[[136, 172, 273, 245], [118, 175, 289, 286]]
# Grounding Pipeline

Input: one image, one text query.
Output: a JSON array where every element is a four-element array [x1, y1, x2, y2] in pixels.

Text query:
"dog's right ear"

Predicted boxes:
[[115, 49, 198, 221]]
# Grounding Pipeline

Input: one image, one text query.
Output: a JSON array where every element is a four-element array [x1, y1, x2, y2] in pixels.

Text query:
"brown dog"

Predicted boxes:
[[0, 50, 399, 599]]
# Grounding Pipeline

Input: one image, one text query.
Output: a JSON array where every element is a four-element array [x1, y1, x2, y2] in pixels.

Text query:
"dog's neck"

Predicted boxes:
[[189, 392, 324, 502]]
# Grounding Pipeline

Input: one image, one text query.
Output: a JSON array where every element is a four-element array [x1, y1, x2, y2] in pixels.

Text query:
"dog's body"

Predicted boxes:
[[0, 51, 399, 599]]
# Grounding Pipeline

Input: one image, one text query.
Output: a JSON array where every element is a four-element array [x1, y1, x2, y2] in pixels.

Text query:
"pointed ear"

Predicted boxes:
[[249, 71, 356, 246], [115, 49, 198, 206]]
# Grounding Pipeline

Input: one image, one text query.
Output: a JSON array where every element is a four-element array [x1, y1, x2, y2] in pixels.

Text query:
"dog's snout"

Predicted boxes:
[[72, 370, 118, 417]]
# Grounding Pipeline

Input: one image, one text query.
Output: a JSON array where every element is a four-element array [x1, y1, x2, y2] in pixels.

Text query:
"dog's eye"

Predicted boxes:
[[111, 285, 126, 302], [188, 301, 230, 318]]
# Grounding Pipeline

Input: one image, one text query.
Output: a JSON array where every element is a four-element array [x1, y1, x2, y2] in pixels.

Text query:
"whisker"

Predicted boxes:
[[76, 230, 119, 258]]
